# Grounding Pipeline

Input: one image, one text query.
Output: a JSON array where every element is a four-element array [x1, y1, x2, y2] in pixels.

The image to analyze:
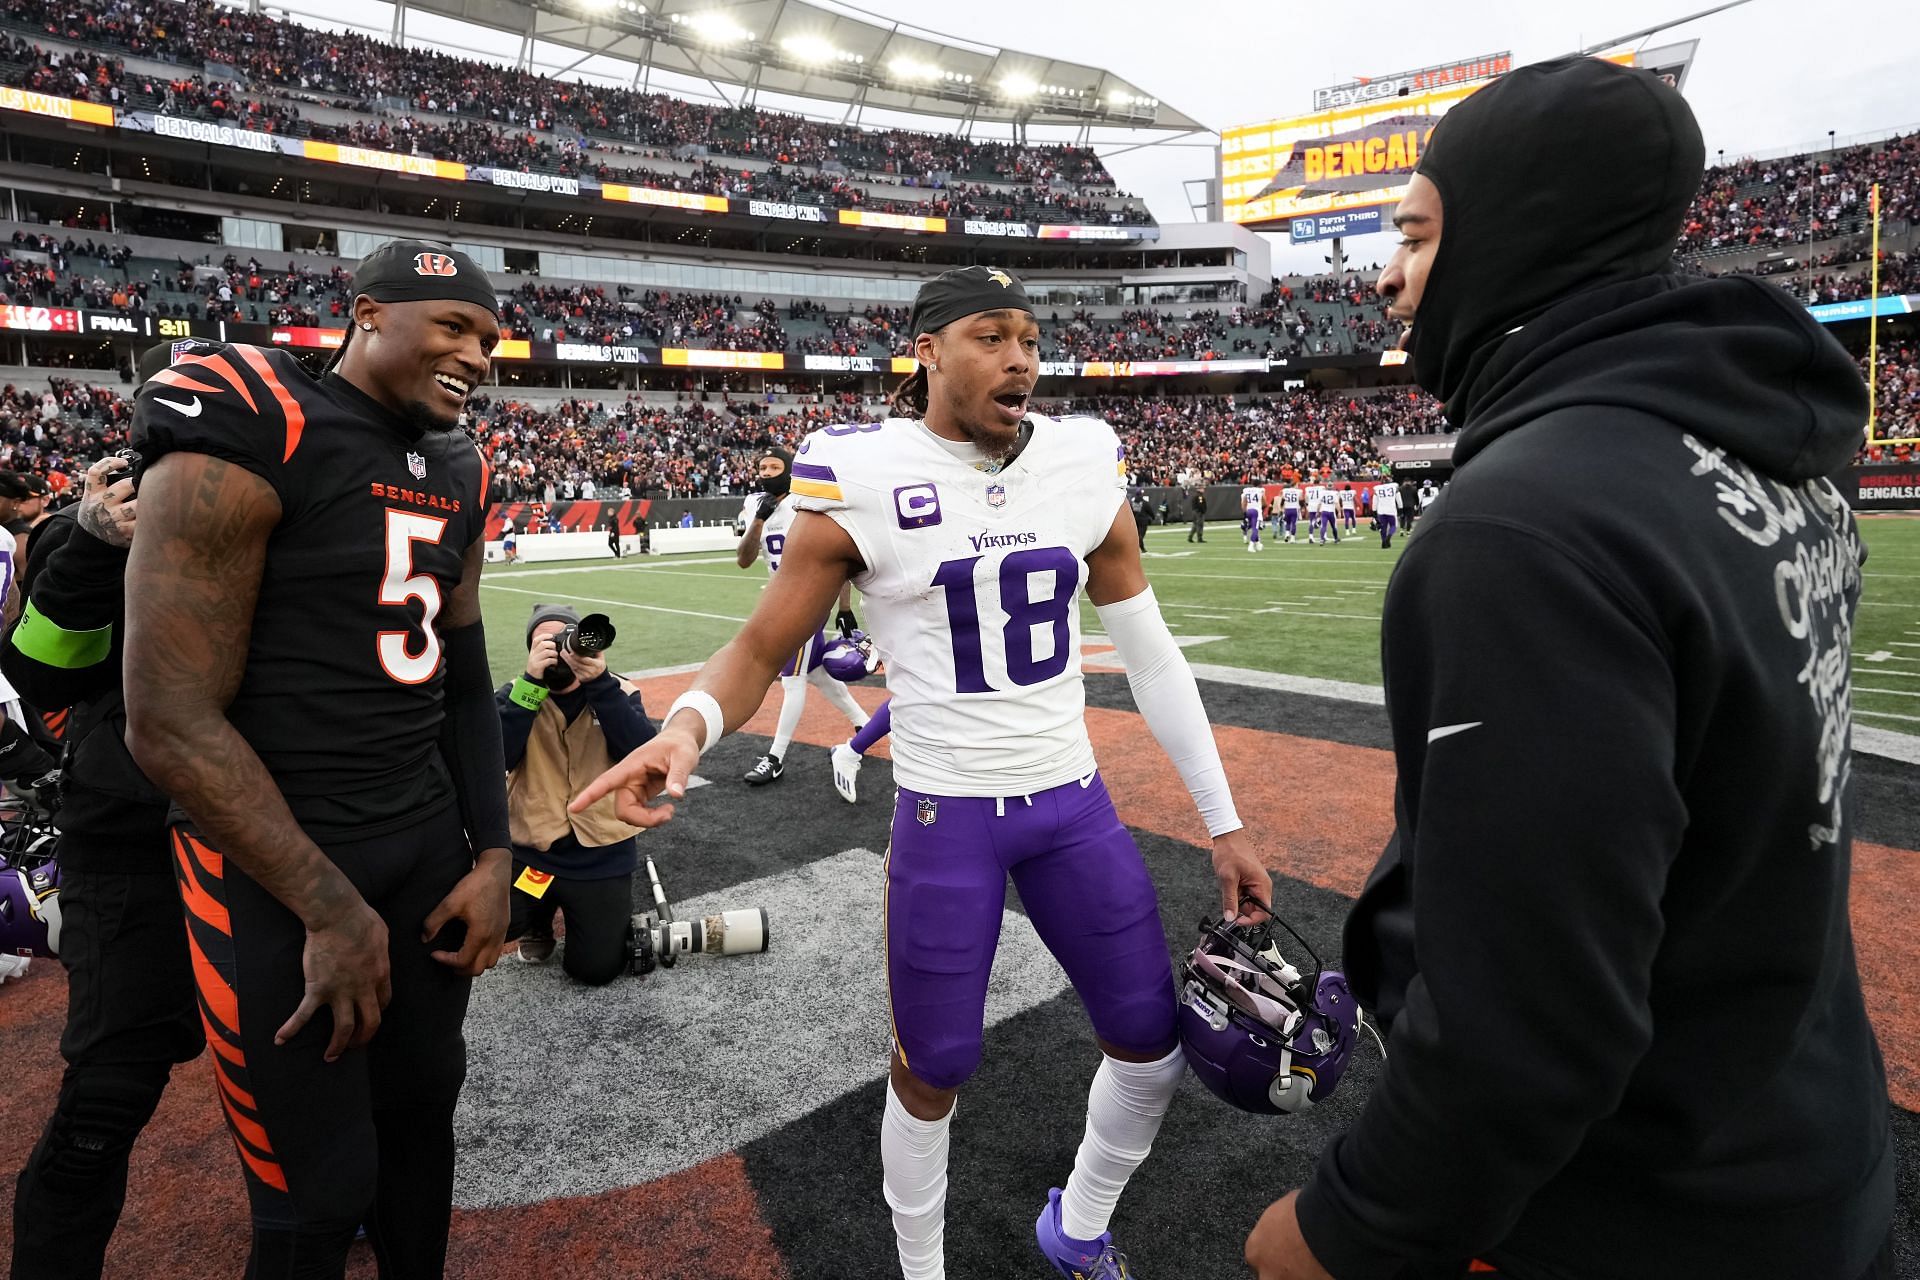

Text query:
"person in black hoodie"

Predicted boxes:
[[1245, 57, 1895, 1280], [8, 346, 196, 1280]]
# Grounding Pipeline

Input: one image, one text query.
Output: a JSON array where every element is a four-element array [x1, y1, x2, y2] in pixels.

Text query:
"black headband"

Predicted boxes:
[[909, 265, 1034, 339]]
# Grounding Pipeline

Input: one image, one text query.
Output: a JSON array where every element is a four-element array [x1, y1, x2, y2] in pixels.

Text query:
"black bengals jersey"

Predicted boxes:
[[132, 344, 488, 838]]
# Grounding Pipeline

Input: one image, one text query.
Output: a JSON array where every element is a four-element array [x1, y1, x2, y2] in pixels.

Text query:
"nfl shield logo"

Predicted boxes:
[[406, 452, 427, 480], [986, 483, 1006, 508], [916, 797, 939, 827]]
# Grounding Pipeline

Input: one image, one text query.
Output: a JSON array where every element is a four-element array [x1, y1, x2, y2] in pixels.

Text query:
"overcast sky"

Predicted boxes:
[[281, 0, 1920, 273]]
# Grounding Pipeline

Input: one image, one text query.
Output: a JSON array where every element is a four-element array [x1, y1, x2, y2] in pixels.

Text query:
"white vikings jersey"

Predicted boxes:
[[1281, 486, 1302, 512], [1339, 488, 1356, 510], [1240, 486, 1263, 515], [789, 414, 1126, 796], [1372, 483, 1400, 516], [760, 494, 798, 575]]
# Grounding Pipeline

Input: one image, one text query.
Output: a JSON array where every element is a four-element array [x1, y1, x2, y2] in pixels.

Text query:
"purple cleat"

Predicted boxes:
[[1036, 1186, 1133, 1279]]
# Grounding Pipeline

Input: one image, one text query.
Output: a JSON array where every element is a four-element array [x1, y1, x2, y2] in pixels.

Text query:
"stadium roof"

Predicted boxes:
[[389, 0, 1206, 132]]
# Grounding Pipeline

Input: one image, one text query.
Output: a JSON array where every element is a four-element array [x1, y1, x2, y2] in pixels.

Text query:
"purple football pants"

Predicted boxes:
[[778, 627, 829, 678], [886, 773, 1176, 1090], [1283, 510, 1298, 536]]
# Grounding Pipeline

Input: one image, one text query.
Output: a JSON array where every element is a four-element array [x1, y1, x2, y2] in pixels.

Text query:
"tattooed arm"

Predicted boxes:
[[124, 451, 391, 1062]]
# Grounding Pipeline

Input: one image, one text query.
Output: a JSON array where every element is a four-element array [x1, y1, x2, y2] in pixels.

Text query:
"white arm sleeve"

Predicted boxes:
[[1093, 586, 1243, 838]]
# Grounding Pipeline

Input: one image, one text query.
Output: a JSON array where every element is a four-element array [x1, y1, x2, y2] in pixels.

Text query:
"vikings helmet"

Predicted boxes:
[[821, 630, 879, 682], [0, 857, 62, 959], [1177, 900, 1358, 1114]]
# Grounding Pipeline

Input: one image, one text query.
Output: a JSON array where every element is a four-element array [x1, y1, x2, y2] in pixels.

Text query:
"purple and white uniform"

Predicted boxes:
[[759, 494, 830, 675], [1240, 486, 1263, 543], [790, 414, 1175, 1087], [1280, 485, 1302, 538]]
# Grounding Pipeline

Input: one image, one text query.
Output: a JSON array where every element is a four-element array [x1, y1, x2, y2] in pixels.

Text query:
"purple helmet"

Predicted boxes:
[[1177, 906, 1358, 1114], [0, 858, 62, 959], [821, 629, 879, 682]]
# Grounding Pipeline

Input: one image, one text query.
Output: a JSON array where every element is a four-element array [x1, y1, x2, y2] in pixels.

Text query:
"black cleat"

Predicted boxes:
[[743, 753, 785, 786]]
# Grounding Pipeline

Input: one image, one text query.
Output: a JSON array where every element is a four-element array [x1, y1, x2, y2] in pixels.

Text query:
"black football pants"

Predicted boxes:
[[507, 864, 633, 987], [10, 866, 202, 1280], [171, 804, 473, 1280]]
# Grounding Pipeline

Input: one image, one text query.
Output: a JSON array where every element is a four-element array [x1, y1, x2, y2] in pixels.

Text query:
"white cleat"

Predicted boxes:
[[831, 742, 862, 804]]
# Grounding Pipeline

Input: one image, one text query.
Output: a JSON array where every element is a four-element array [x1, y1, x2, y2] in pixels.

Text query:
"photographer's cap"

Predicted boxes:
[[526, 602, 579, 646]]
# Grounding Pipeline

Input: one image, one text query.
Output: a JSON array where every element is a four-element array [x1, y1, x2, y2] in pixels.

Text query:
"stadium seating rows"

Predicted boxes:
[[1679, 132, 1920, 258], [0, 0, 1145, 219], [3, 349, 1911, 509], [0, 234, 1411, 358]]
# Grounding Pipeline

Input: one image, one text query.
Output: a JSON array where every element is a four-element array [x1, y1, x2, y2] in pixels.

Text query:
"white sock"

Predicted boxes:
[[1058, 1046, 1185, 1244], [770, 674, 807, 758], [881, 1083, 952, 1280], [809, 665, 870, 729]]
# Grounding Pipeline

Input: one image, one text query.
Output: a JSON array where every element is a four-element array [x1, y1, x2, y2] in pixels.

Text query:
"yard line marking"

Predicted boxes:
[[1169, 662, 1920, 766], [488, 556, 736, 576]]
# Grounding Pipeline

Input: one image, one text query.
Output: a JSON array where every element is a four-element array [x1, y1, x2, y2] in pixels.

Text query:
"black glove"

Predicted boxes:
[[836, 609, 859, 637], [755, 492, 782, 522]]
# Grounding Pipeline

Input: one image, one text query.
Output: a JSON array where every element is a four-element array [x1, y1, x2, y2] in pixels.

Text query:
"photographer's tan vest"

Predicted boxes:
[[507, 680, 645, 852]]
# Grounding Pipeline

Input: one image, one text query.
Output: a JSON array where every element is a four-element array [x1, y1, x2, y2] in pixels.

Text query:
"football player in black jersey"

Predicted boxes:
[[123, 241, 512, 1278]]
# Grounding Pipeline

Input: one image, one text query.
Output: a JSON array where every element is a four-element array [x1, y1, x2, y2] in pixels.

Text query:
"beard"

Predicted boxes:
[[400, 398, 461, 434]]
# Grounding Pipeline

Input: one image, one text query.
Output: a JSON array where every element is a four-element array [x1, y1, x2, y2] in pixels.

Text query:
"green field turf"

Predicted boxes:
[[476, 515, 1920, 733]]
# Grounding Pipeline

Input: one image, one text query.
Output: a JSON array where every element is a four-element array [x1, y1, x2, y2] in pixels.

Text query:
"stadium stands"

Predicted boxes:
[[0, 0, 1152, 228], [1678, 130, 1919, 258]]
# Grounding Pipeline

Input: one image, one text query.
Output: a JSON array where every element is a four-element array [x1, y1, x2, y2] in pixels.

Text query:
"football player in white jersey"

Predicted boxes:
[[1338, 482, 1358, 532], [578, 267, 1269, 1280], [1279, 484, 1303, 542], [1240, 485, 1265, 552], [734, 448, 870, 786]]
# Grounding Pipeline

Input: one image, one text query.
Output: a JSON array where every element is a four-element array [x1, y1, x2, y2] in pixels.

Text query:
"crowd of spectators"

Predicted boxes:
[[3, 0, 1136, 204], [1863, 339, 1919, 445], [0, 375, 134, 489], [7, 347, 1920, 504], [1052, 392, 1444, 487], [1038, 299, 1402, 362], [1677, 130, 1919, 256]]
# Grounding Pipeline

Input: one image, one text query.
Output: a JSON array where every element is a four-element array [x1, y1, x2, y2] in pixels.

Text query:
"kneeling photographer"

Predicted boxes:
[[500, 604, 655, 985]]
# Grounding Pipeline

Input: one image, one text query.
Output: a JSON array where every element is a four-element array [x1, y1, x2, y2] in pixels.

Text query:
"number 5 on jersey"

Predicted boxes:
[[379, 508, 448, 684]]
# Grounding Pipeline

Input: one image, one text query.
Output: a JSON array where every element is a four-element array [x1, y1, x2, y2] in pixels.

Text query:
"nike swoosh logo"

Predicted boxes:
[[154, 395, 202, 417], [1427, 721, 1483, 743]]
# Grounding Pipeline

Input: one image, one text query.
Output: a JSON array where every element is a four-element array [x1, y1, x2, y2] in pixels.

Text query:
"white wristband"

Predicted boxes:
[[665, 690, 725, 756]]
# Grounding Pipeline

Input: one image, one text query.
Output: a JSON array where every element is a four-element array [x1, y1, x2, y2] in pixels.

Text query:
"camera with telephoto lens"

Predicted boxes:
[[627, 907, 770, 976], [539, 612, 617, 688], [626, 855, 769, 976]]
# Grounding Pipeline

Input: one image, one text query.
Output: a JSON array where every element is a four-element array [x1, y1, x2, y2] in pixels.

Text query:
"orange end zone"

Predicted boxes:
[[435, 1154, 788, 1280]]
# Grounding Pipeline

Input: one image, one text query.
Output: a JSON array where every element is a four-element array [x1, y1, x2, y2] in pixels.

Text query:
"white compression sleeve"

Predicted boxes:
[[1093, 587, 1243, 837], [807, 664, 870, 729]]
